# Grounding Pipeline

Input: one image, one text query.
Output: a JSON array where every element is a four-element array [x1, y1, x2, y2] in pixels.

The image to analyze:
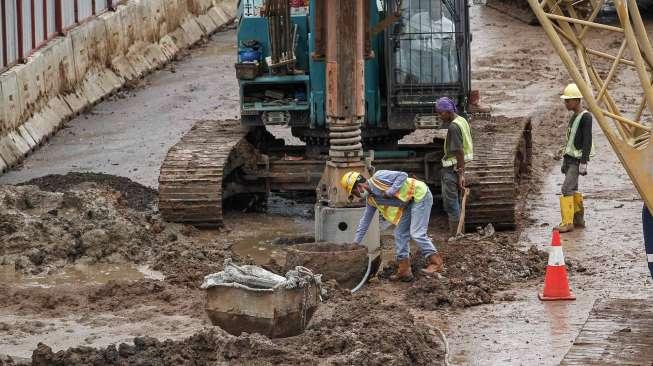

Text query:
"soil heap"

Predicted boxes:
[[27, 289, 444, 366]]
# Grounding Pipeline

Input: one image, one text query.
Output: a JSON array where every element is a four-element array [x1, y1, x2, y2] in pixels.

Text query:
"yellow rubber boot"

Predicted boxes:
[[556, 196, 575, 233], [573, 192, 585, 228]]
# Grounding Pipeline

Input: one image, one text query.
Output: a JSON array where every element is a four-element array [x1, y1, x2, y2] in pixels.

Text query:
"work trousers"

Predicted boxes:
[[441, 167, 460, 223], [394, 189, 437, 261], [644, 205, 653, 279], [561, 158, 580, 196]]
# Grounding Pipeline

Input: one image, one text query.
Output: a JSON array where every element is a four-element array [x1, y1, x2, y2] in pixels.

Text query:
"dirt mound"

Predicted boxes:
[[0, 184, 230, 286], [0, 185, 181, 274], [19, 173, 157, 211], [29, 289, 444, 365], [0, 280, 204, 318], [404, 233, 549, 308]]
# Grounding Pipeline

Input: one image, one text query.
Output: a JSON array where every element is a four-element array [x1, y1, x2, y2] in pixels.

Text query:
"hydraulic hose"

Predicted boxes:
[[351, 255, 373, 293]]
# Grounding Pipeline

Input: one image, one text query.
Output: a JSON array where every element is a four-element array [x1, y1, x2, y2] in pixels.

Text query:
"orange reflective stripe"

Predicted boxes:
[[371, 176, 416, 202], [370, 177, 390, 191], [367, 196, 403, 225]]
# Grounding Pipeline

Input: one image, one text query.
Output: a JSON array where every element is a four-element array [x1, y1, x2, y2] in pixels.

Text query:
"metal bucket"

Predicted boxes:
[[205, 281, 320, 338]]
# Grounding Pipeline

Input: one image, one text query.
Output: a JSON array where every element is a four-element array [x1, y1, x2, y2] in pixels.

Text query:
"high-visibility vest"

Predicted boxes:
[[564, 110, 595, 159], [442, 115, 474, 167], [366, 176, 428, 225]]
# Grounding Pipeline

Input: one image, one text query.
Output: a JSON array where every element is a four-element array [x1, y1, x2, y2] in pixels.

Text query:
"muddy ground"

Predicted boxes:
[[1, 4, 652, 366]]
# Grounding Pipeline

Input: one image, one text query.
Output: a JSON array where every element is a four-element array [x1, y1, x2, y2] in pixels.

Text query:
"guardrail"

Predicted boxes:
[[1, 0, 120, 73]]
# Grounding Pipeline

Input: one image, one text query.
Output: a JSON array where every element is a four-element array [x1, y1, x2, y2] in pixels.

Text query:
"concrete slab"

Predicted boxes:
[[7, 130, 31, 157], [48, 96, 74, 123], [0, 71, 21, 131], [14, 53, 46, 117], [97, 70, 124, 95], [216, 0, 236, 18], [101, 7, 128, 57], [0, 135, 20, 167], [80, 73, 106, 105], [18, 125, 37, 150], [158, 35, 181, 60], [22, 114, 47, 145], [111, 56, 139, 81], [207, 7, 230, 27], [143, 44, 169, 68], [143, 0, 167, 41], [196, 14, 218, 34], [40, 37, 76, 97], [0, 154, 7, 173], [162, 0, 189, 32], [169, 28, 191, 49], [126, 44, 155, 78], [180, 18, 206, 44], [62, 91, 87, 115], [0, 76, 5, 134]]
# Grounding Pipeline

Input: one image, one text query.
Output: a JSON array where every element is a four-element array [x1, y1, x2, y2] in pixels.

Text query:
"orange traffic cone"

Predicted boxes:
[[538, 229, 576, 301]]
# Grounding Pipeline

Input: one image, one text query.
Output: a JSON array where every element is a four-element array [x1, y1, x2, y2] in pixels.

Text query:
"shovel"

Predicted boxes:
[[456, 187, 470, 236]]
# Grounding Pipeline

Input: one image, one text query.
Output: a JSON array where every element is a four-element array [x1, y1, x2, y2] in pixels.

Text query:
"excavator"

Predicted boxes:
[[158, 0, 532, 232]]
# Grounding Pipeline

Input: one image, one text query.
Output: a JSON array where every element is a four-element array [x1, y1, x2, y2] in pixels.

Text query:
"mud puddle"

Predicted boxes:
[[0, 263, 164, 289], [228, 217, 314, 268]]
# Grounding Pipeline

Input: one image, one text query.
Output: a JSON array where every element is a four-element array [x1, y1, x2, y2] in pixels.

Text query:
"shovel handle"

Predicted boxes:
[[456, 188, 470, 236]]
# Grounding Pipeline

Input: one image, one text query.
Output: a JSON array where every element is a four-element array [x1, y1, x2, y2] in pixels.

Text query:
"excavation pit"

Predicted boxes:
[[285, 242, 369, 289]]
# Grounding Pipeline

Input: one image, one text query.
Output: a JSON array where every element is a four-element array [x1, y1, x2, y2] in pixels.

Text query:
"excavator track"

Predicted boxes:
[[158, 120, 249, 228], [465, 117, 531, 229], [159, 117, 531, 230]]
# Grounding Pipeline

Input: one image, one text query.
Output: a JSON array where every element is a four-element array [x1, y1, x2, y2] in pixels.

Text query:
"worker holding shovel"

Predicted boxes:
[[435, 97, 474, 239], [341, 170, 445, 282]]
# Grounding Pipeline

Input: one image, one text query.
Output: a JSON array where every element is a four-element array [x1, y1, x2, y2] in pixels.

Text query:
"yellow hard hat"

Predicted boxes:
[[341, 171, 361, 195], [560, 83, 582, 99]]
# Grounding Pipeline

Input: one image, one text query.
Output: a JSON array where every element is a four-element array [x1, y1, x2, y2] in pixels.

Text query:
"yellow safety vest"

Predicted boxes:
[[442, 115, 474, 167], [564, 110, 595, 159], [366, 176, 428, 225]]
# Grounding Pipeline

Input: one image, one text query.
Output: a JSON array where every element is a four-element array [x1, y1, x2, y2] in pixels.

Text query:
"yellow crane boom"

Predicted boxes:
[[528, 0, 652, 209]]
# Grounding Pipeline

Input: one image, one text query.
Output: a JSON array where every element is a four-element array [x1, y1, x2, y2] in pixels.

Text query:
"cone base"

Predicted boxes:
[[538, 291, 576, 301]]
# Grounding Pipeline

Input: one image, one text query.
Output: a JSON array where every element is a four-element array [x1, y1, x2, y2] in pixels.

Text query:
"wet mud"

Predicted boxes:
[[23, 289, 444, 366]]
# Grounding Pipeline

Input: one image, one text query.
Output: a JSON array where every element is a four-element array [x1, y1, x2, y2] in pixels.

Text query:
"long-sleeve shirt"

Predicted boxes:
[[565, 112, 593, 164], [353, 170, 410, 244]]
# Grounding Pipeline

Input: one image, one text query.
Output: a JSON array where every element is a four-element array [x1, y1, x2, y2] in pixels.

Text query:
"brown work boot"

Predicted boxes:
[[421, 253, 444, 275], [390, 258, 414, 282]]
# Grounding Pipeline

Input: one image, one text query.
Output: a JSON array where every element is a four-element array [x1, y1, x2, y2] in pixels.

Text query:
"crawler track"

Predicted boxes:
[[465, 118, 532, 229], [159, 117, 531, 230], [158, 120, 248, 228]]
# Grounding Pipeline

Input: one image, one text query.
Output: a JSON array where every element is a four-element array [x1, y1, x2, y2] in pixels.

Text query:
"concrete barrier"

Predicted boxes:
[[0, 0, 237, 174]]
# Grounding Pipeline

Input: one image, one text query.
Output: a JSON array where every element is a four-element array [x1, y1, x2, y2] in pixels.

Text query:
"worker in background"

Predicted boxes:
[[644, 205, 653, 278], [556, 83, 594, 233], [341, 170, 444, 281], [435, 97, 474, 238]]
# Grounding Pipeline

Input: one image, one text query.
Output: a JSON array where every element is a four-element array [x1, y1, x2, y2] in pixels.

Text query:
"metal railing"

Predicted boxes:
[[1, 0, 120, 73]]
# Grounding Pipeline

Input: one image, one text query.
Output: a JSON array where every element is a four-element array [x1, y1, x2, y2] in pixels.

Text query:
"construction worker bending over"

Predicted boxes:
[[435, 97, 474, 237], [644, 205, 653, 278], [556, 83, 594, 233], [341, 170, 444, 282]]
